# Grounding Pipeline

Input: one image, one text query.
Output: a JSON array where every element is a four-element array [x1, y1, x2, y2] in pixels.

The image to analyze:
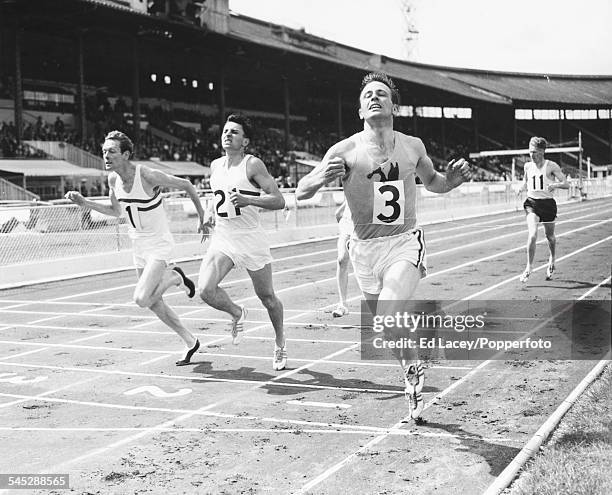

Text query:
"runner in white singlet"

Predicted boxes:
[[297, 72, 471, 420], [516, 136, 569, 283], [197, 114, 288, 371], [66, 130, 206, 366]]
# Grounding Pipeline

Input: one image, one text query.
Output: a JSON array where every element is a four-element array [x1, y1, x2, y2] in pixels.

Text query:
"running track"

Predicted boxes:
[[0, 198, 610, 494]]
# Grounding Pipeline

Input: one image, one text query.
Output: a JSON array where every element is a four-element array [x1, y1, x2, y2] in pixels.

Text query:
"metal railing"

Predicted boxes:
[[24, 141, 105, 170], [0, 177, 40, 201], [1, 179, 610, 268]]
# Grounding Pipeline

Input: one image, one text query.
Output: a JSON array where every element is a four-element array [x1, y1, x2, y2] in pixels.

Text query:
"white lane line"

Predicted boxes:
[[464, 234, 612, 300], [0, 348, 48, 361], [139, 355, 173, 366], [3, 202, 606, 309], [0, 361, 402, 395], [297, 231, 612, 493], [4, 203, 607, 474], [298, 360, 493, 494], [578, 275, 611, 300], [287, 400, 351, 409], [0, 376, 104, 409], [2, 207, 607, 318], [0, 426, 520, 443], [67, 333, 110, 344]]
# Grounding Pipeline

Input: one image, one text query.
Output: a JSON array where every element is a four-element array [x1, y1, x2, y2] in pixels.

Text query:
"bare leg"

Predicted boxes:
[[333, 234, 351, 317], [248, 263, 284, 347], [543, 221, 556, 264], [520, 212, 539, 282], [198, 250, 242, 320], [133, 261, 197, 348]]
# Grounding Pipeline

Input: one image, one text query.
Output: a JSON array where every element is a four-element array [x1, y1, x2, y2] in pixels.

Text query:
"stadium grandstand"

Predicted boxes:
[[0, 0, 610, 201]]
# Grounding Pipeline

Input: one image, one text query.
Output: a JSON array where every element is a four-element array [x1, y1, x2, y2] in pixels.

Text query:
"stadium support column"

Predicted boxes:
[[558, 115, 563, 168], [440, 108, 446, 158], [472, 107, 479, 151], [218, 71, 225, 130], [283, 76, 290, 153], [336, 88, 343, 139], [609, 109, 612, 162], [76, 30, 86, 148], [132, 37, 141, 150], [12, 23, 23, 143]]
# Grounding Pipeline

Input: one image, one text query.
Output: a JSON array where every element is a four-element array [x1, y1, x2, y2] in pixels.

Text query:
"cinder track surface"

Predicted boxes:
[[0, 198, 610, 495]]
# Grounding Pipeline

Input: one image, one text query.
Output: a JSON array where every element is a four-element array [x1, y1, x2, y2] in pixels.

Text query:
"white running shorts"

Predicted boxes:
[[207, 228, 272, 271], [348, 229, 427, 294]]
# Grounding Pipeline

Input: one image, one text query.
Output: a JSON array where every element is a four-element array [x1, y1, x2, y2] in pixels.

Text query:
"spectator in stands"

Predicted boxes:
[[54, 116, 65, 135]]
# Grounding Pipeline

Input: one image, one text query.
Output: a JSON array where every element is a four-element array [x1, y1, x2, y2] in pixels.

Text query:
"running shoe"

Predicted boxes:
[[403, 362, 425, 420], [176, 339, 200, 366], [231, 306, 247, 345], [519, 269, 531, 283], [332, 304, 349, 318], [545, 263, 555, 281], [172, 266, 196, 298], [273, 343, 287, 371]]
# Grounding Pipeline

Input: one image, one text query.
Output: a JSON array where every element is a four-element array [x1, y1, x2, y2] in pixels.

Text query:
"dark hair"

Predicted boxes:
[[104, 130, 134, 154], [226, 113, 253, 140], [360, 72, 400, 105]]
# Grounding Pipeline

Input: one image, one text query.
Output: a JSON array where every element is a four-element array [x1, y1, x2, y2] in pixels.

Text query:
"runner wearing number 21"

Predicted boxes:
[[297, 72, 470, 420], [197, 114, 287, 371]]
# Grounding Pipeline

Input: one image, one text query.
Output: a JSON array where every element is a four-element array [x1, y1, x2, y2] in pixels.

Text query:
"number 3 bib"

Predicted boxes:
[[372, 180, 405, 225]]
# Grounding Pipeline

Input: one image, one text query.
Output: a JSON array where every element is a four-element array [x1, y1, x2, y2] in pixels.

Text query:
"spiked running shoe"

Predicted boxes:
[[519, 269, 531, 283], [231, 306, 247, 345], [332, 304, 349, 318], [273, 343, 287, 371], [403, 362, 425, 420], [172, 266, 196, 298], [545, 263, 555, 281]]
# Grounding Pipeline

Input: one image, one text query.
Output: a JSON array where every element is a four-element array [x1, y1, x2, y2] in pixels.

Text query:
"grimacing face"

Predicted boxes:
[[221, 121, 248, 151], [359, 81, 395, 120]]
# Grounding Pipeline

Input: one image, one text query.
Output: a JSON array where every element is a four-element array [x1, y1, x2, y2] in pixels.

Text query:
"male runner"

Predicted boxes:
[[198, 114, 287, 370], [517, 136, 569, 282], [332, 200, 353, 318], [66, 130, 206, 366], [297, 72, 470, 419]]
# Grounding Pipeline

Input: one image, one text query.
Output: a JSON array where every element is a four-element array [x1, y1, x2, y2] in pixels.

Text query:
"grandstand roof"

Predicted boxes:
[[0, 161, 108, 177], [227, 14, 612, 107]]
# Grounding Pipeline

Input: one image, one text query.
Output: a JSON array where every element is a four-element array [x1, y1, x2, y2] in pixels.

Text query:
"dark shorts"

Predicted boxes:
[[523, 197, 557, 223]]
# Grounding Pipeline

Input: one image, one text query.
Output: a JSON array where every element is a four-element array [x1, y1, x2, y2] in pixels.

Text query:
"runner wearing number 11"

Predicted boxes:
[[517, 136, 569, 283], [297, 72, 470, 420]]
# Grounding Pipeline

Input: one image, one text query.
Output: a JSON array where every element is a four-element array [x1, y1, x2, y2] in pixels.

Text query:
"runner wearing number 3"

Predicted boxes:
[[297, 72, 470, 420], [197, 114, 288, 371], [65, 130, 206, 367], [517, 136, 569, 283]]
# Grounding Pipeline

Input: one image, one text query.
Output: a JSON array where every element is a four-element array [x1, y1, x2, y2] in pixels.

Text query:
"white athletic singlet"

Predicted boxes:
[[209, 154, 262, 233], [112, 164, 172, 240], [524, 160, 554, 199], [342, 131, 419, 240]]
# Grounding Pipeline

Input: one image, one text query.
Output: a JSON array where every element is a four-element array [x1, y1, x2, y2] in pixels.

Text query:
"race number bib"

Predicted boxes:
[[213, 189, 241, 218], [372, 180, 405, 225]]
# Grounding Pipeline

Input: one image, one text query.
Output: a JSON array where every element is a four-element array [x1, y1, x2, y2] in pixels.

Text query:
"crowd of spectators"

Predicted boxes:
[[1, 86, 522, 183]]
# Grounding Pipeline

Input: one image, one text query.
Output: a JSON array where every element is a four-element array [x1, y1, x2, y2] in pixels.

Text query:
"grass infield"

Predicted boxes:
[[508, 364, 612, 495]]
